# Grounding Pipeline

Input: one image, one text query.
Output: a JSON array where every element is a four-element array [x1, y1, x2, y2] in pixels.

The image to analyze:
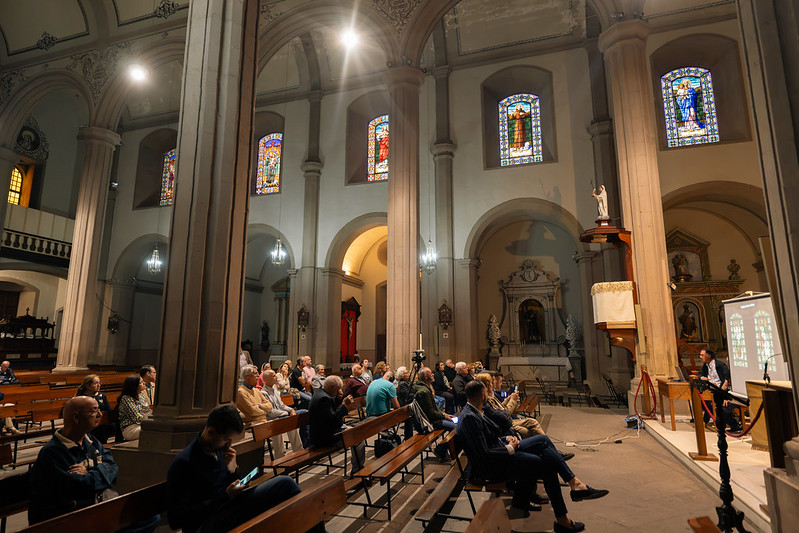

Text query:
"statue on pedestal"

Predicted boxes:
[[487, 314, 502, 356], [592, 185, 609, 221]]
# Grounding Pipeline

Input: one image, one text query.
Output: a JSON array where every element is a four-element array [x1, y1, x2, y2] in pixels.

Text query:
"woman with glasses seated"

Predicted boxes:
[[76, 374, 114, 443]]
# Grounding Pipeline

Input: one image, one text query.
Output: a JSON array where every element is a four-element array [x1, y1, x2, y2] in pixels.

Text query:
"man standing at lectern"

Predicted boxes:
[[699, 349, 742, 432]]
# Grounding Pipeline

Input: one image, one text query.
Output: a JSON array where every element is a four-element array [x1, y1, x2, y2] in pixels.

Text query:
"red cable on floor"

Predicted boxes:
[[698, 395, 765, 438]]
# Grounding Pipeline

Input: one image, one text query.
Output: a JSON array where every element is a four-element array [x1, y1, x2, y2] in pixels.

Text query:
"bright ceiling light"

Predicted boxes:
[[341, 29, 359, 49], [128, 64, 149, 83]]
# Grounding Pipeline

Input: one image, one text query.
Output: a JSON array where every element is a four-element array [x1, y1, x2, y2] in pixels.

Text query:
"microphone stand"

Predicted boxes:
[[693, 379, 751, 533]]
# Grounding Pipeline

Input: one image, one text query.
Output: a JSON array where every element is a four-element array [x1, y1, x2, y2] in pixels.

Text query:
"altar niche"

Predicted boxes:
[[499, 260, 564, 357]]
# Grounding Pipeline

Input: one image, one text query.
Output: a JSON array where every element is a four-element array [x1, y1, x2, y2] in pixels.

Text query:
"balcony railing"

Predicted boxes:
[[1, 205, 74, 267]]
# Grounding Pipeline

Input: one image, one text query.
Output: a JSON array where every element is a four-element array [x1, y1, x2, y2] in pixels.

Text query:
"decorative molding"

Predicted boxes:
[[66, 42, 132, 101], [154, 0, 179, 19], [36, 32, 58, 51], [373, 0, 423, 35], [0, 69, 27, 108], [260, 2, 283, 24], [14, 116, 50, 160]]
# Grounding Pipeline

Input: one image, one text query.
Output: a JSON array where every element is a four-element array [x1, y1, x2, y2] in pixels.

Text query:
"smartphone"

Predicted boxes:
[[451, 416, 459, 424], [514, 385, 519, 392], [236, 466, 259, 488]]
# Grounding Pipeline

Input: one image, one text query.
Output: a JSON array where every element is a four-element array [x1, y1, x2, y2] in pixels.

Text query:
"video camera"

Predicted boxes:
[[411, 349, 426, 367]]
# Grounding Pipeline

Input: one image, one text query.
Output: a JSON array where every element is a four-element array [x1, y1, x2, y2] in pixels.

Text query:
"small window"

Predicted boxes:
[[256, 133, 282, 195], [367, 115, 389, 181], [499, 94, 542, 166], [661, 67, 719, 147], [160, 149, 176, 206], [8, 167, 22, 205]]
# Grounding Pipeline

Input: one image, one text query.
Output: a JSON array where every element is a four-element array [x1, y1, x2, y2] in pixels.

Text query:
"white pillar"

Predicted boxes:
[[57, 127, 120, 370], [598, 21, 678, 379]]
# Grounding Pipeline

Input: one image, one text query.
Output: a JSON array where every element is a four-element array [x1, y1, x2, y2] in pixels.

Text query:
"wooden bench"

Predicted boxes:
[[465, 497, 512, 533], [229, 477, 346, 533], [19, 481, 167, 533], [688, 516, 722, 533], [255, 413, 342, 480], [0, 428, 53, 469], [448, 430, 507, 515], [0, 471, 29, 533], [342, 406, 446, 520], [414, 431, 470, 528]]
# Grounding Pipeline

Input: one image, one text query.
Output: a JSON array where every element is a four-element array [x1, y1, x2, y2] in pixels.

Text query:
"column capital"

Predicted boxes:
[[321, 267, 346, 280], [301, 159, 323, 176], [0, 145, 19, 163], [105, 278, 137, 289], [286, 268, 299, 278], [431, 141, 456, 159], [587, 119, 613, 137], [383, 65, 425, 91], [573, 251, 597, 264], [597, 20, 650, 54], [77, 126, 121, 147], [456, 258, 480, 270], [307, 90, 323, 103], [432, 65, 451, 80]]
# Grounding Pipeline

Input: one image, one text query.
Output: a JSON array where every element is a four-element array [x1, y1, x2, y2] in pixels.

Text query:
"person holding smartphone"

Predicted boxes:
[[167, 404, 324, 533]]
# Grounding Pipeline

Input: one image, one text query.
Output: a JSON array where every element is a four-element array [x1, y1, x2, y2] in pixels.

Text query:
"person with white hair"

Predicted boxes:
[[235, 365, 272, 425], [451, 361, 473, 408], [260, 369, 304, 457], [311, 364, 326, 392]]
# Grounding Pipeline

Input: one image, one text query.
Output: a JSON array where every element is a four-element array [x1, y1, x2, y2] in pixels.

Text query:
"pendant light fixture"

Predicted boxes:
[[147, 243, 162, 275]]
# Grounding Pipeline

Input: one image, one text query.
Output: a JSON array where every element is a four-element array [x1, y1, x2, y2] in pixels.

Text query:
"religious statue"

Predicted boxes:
[[678, 304, 698, 340], [592, 185, 609, 220], [727, 259, 741, 280], [487, 314, 502, 356], [565, 314, 579, 354], [260, 320, 270, 351], [671, 253, 693, 282]]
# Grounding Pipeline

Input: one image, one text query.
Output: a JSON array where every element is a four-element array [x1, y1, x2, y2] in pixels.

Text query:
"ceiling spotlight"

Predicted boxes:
[[128, 64, 149, 83], [341, 29, 359, 49]]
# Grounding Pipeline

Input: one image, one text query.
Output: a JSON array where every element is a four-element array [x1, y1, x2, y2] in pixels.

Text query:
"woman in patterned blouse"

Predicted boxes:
[[117, 375, 149, 441]]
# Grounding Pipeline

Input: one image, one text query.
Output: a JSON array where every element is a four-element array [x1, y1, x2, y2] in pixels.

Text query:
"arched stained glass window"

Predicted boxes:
[[729, 313, 746, 368], [499, 93, 542, 166], [8, 167, 22, 205], [367, 115, 389, 181], [256, 133, 282, 195], [754, 310, 774, 367], [661, 67, 719, 147], [160, 148, 176, 206]]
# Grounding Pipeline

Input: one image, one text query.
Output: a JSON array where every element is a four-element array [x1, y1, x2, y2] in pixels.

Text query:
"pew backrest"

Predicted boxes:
[[340, 406, 409, 448], [251, 411, 309, 441]]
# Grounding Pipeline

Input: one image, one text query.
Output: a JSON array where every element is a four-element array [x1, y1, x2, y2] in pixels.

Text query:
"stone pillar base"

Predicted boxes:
[[765, 438, 799, 532], [139, 416, 207, 452]]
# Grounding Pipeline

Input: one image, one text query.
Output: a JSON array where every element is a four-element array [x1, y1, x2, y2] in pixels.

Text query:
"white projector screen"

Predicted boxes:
[[722, 293, 790, 395]]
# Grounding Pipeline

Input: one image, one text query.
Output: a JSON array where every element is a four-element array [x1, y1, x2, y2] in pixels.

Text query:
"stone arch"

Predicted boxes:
[[325, 212, 388, 269], [247, 223, 297, 272], [112, 233, 169, 280], [0, 70, 94, 147], [93, 38, 187, 130], [464, 198, 588, 259], [257, 2, 401, 71]]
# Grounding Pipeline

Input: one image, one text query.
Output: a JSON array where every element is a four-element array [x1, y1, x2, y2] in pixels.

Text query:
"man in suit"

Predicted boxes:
[[308, 375, 364, 473], [451, 361, 473, 408], [457, 380, 586, 533], [699, 349, 742, 432]]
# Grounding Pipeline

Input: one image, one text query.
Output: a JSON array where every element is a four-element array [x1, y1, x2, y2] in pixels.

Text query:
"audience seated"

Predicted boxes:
[[475, 372, 545, 438], [118, 375, 151, 441], [167, 404, 322, 533], [372, 361, 386, 380], [365, 370, 399, 417], [290, 358, 312, 408], [395, 366, 414, 440], [139, 365, 157, 408], [413, 368, 456, 431], [275, 362, 293, 394], [343, 363, 369, 398], [451, 361, 473, 408], [302, 356, 316, 386], [443, 359, 457, 383], [259, 369, 305, 454], [310, 364, 326, 392], [76, 374, 115, 443], [309, 376, 364, 471], [361, 359, 373, 383], [236, 365, 273, 421], [28, 396, 160, 532], [433, 361, 456, 414], [1, 360, 19, 434]]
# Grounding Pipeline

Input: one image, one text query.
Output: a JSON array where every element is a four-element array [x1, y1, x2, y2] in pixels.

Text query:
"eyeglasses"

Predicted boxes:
[[80, 408, 101, 415]]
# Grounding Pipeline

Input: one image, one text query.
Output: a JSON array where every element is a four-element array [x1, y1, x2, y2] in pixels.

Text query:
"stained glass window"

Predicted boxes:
[[754, 310, 774, 367], [499, 93, 542, 166], [160, 148, 176, 206], [256, 133, 282, 195], [661, 67, 719, 147], [8, 167, 22, 205], [729, 314, 746, 368], [367, 115, 389, 181]]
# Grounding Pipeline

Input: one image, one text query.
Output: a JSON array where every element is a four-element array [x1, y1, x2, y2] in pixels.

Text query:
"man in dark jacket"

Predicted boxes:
[[343, 363, 369, 397], [451, 361, 473, 408], [308, 376, 354, 448], [0, 360, 18, 385], [699, 349, 741, 431], [443, 359, 457, 383], [167, 404, 319, 533], [413, 368, 456, 431]]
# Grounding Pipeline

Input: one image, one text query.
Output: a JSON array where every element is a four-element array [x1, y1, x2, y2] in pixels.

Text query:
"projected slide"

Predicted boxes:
[[723, 293, 790, 394]]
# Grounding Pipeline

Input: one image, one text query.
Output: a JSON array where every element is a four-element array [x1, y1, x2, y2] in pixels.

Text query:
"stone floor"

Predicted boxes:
[[2, 404, 770, 532]]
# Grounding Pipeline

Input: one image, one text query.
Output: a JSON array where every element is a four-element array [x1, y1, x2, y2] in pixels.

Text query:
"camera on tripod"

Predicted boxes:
[[411, 349, 426, 366]]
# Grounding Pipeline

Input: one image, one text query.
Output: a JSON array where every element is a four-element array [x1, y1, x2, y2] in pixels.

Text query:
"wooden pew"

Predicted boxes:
[[465, 497, 512, 533], [19, 481, 167, 533], [515, 394, 542, 418], [414, 431, 469, 528], [341, 406, 446, 520], [688, 516, 723, 533], [229, 477, 346, 533], [256, 413, 342, 479], [0, 471, 30, 533], [448, 430, 507, 515]]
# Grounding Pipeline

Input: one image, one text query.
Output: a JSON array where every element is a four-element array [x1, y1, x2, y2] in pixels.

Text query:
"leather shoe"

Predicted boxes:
[[511, 502, 542, 515], [570, 486, 609, 502], [560, 451, 575, 461], [531, 492, 549, 504], [554, 520, 585, 532]]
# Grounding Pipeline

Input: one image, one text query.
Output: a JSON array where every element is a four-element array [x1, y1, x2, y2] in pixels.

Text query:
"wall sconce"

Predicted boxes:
[[438, 300, 453, 330], [297, 305, 310, 333]]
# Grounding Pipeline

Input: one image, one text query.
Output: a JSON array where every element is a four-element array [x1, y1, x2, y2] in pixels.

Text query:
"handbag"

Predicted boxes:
[[408, 400, 434, 434], [374, 430, 402, 458]]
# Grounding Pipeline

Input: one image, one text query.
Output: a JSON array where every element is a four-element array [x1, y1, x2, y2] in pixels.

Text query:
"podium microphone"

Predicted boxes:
[[763, 360, 770, 386]]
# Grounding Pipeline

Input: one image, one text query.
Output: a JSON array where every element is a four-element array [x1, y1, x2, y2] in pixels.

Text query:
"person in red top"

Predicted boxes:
[[343, 363, 369, 397]]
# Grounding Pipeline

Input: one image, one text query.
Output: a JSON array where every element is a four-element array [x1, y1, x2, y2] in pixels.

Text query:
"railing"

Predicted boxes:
[[676, 337, 702, 371], [1, 204, 74, 265], [1, 228, 71, 262]]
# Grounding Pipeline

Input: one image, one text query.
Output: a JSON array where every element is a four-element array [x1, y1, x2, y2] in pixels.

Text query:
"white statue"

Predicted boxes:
[[592, 185, 609, 220], [487, 314, 502, 356], [565, 314, 580, 353]]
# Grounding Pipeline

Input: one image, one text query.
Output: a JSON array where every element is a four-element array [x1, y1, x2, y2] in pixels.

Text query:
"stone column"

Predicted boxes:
[[385, 66, 424, 371], [574, 252, 601, 387], [0, 146, 19, 230], [598, 21, 677, 378], [56, 127, 120, 371], [139, 0, 259, 450], [96, 279, 136, 365], [315, 268, 344, 370], [454, 258, 480, 361]]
